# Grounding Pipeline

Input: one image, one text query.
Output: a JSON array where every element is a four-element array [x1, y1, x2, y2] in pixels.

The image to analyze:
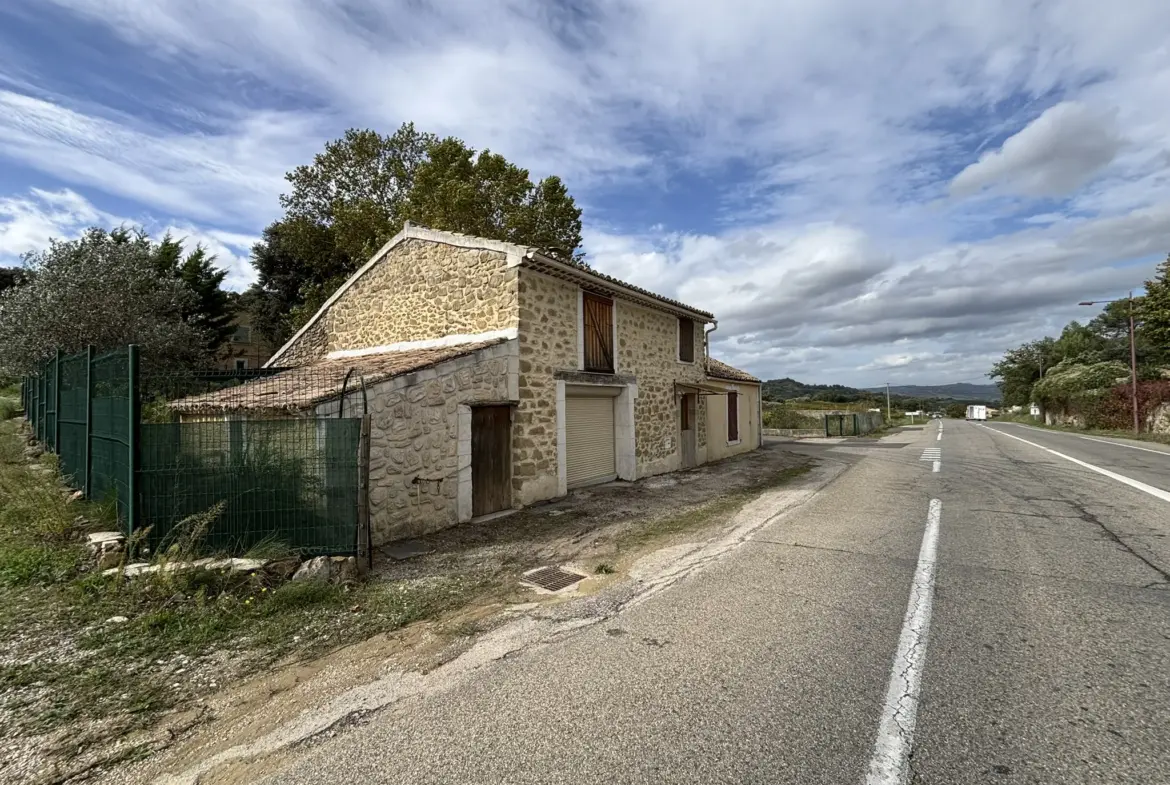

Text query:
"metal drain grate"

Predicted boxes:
[[521, 566, 586, 592]]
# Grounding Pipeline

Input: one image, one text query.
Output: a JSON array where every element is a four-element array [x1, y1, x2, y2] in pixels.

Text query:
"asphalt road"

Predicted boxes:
[[262, 420, 1170, 785]]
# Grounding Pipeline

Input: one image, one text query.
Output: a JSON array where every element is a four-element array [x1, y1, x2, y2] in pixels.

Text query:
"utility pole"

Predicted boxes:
[[1079, 292, 1141, 435], [885, 382, 891, 421], [1128, 291, 1140, 434]]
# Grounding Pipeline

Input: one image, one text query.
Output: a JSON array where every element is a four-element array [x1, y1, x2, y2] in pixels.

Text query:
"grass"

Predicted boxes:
[[0, 416, 494, 757]]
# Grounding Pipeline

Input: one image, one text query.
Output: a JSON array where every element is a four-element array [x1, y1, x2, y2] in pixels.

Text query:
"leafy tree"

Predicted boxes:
[[248, 123, 585, 346], [0, 267, 27, 293], [154, 234, 235, 353], [989, 337, 1054, 406], [0, 228, 207, 374], [1141, 254, 1170, 353], [245, 219, 353, 348], [281, 125, 435, 263], [944, 403, 967, 419]]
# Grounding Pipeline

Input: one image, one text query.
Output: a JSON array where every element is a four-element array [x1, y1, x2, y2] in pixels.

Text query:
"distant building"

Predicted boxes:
[[217, 310, 274, 371]]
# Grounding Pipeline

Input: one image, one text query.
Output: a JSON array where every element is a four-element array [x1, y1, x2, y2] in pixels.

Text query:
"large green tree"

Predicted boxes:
[[247, 123, 585, 347], [0, 229, 208, 374], [154, 234, 236, 354], [0, 267, 27, 294], [1142, 254, 1170, 352]]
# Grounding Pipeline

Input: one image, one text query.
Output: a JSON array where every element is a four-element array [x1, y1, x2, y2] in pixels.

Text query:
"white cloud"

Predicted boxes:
[[951, 101, 1124, 198], [0, 188, 113, 257], [0, 188, 257, 289], [3, 0, 1170, 385]]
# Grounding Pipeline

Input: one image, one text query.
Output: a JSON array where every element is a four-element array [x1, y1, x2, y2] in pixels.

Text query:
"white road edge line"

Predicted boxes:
[[979, 425, 1170, 503], [1076, 433, 1170, 457], [936, 432, 942, 441], [865, 498, 941, 785], [932, 460, 940, 473]]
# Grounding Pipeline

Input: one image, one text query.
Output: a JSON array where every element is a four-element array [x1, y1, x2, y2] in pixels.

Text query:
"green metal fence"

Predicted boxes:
[[824, 411, 885, 437], [23, 346, 362, 557], [137, 418, 361, 556]]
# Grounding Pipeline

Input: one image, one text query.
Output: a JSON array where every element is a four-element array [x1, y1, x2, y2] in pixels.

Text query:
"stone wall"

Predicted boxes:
[[515, 269, 711, 495], [320, 341, 518, 545], [279, 317, 328, 367], [615, 298, 709, 474], [275, 237, 519, 365], [514, 270, 578, 504]]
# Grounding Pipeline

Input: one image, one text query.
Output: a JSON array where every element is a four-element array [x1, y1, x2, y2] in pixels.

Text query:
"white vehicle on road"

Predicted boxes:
[[966, 404, 988, 421]]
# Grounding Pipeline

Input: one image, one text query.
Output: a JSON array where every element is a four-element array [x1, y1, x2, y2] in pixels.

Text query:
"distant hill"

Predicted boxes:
[[865, 383, 1002, 401], [761, 377, 1000, 405]]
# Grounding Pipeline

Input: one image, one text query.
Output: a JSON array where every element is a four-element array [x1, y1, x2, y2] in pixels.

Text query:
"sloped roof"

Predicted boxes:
[[707, 357, 760, 383], [172, 340, 504, 414], [268, 223, 713, 367]]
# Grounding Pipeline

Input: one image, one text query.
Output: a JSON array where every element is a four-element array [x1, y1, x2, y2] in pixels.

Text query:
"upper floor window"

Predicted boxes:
[[678, 317, 695, 363], [582, 293, 614, 373], [232, 326, 252, 344]]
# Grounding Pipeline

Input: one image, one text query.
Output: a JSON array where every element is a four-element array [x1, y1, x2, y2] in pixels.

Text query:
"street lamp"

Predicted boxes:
[[1078, 292, 1140, 434]]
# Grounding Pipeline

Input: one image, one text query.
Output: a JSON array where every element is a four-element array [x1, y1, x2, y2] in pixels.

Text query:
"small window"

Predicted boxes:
[[232, 326, 252, 343], [727, 391, 739, 442], [234, 358, 248, 371], [678, 318, 694, 363], [582, 293, 614, 373]]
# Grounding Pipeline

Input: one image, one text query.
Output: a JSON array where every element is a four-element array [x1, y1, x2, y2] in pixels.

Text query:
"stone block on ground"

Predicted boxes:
[[330, 556, 359, 584], [292, 556, 334, 583], [263, 557, 302, 583]]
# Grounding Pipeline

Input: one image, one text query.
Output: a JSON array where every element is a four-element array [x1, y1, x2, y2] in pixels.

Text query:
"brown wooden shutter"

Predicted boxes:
[[727, 392, 739, 442], [583, 293, 614, 373], [678, 318, 694, 362]]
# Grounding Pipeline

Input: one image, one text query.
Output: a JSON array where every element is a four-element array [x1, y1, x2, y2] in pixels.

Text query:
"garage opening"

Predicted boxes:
[[565, 391, 617, 488]]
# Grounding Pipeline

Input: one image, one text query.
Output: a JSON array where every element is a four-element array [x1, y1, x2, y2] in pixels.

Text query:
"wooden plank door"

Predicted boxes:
[[680, 394, 697, 469], [472, 406, 512, 518]]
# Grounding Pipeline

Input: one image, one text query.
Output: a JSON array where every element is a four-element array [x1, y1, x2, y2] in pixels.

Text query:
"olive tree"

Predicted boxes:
[[0, 228, 209, 375]]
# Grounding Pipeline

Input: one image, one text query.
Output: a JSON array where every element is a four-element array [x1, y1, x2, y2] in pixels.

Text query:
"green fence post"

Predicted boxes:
[[37, 365, 44, 443], [53, 349, 62, 454], [127, 345, 141, 539], [84, 345, 93, 499]]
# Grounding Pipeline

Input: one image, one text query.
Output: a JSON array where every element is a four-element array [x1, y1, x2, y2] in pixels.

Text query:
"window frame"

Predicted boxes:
[[677, 317, 695, 363], [581, 291, 616, 374], [727, 390, 740, 444]]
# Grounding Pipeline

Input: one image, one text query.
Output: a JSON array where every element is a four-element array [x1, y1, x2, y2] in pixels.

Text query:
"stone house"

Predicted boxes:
[[180, 224, 761, 545], [704, 358, 762, 463], [217, 309, 275, 371]]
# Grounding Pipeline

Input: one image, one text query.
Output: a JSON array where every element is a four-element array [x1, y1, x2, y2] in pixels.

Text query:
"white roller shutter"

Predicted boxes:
[[565, 396, 616, 488]]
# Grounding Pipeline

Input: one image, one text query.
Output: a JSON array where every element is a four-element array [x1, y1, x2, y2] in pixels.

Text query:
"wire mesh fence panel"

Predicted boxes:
[[57, 351, 89, 490], [137, 417, 361, 556], [89, 348, 132, 526]]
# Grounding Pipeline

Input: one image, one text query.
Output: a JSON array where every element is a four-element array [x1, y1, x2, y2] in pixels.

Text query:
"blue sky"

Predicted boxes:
[[2, 1, 1169, 386]]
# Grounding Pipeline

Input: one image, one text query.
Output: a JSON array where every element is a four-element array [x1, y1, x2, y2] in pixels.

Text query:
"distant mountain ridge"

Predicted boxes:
[[865, 383, 1002, 401], [761, 377, 1001, 404]]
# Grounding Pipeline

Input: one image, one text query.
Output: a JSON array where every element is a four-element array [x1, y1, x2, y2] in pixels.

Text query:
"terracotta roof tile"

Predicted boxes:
[[707, 357, 760, 383], [171, 340, 504, 414]]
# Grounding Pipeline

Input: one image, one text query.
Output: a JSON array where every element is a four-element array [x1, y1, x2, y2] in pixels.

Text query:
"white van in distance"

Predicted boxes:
[[966, 405, 988, 421]]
